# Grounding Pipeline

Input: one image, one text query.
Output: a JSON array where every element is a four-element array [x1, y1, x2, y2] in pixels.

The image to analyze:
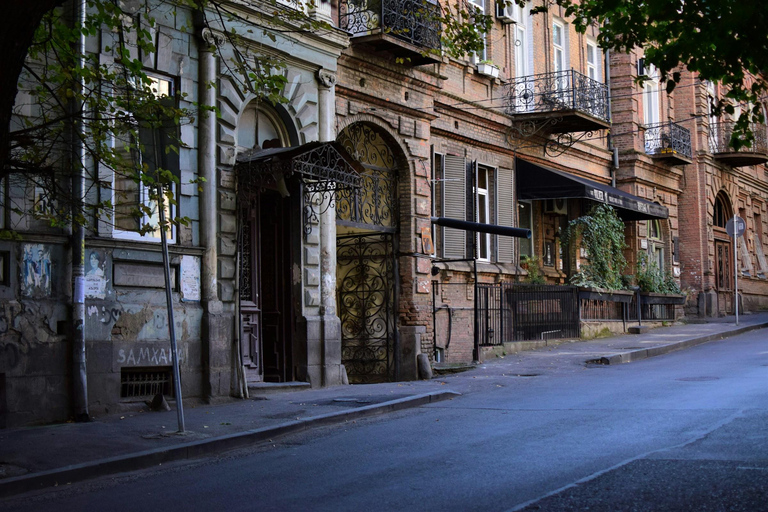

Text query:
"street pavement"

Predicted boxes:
[[1, 312, 767, 500]]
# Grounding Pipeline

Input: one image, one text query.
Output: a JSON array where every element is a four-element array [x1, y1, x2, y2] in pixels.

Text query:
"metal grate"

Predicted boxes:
[[120, 367, 173, 399]]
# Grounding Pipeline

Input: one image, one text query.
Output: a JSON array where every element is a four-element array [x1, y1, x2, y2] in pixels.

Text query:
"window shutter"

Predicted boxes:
[[442, 154, 466, 259], [497, 167, 514, 263], [468, 160, 478, 258], [672, 236, 680, 263]]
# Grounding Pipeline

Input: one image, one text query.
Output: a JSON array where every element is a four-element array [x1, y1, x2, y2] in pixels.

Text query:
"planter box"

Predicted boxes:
[[639, 292, 686, 305], [578, 287, 634, 303], [476, 63, 500, 79]]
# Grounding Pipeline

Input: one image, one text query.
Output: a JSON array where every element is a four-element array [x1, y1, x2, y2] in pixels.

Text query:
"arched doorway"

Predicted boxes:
[[237, 101, 297, 383], [713, 191, 734, 314], [335, 123, 400, 383]]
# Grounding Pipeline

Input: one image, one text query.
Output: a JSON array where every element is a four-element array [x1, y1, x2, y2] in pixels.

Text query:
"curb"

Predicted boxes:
[[0, 390, 460, 498], [590, 322, 768, 365]]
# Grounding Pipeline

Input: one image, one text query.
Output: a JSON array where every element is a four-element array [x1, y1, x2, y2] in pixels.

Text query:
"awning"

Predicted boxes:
[[235, 141, 363, 197], [516, 158, 668, 221]]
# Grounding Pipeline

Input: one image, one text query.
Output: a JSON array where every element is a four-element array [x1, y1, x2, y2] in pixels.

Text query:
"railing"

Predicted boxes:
[[504, 69, 610, 122], [338, 0, 442, 51], [709, 121, 768, 155], [644, 121, 692, 159]]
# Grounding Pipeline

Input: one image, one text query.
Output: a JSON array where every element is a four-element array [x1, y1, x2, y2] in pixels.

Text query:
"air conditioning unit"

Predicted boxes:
[[544, 198, 568, 215], [496, 3, 517, 24]]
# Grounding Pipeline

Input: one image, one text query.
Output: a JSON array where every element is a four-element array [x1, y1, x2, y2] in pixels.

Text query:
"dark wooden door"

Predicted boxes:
[[239, 192, 293, 383], [259, 193, 293, 382]]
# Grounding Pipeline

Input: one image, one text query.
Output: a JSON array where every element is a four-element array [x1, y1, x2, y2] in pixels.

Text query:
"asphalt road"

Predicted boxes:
[[3, 329, 768, 512]]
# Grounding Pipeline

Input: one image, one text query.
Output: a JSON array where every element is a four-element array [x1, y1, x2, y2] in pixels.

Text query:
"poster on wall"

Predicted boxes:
[[21, 244, 52, 297], [180, 255, 201, 302], [84, 249, 108, 299]]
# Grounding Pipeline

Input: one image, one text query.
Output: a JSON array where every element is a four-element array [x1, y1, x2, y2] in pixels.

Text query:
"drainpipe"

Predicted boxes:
[[605, 48, 618, 187], [71, 0, 89, 422], [198, 25, 221, 400]]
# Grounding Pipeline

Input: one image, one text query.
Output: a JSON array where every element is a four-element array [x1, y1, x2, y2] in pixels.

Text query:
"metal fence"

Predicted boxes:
[[432, 282, 581, 350], [338, 0, 443, 50], [644, 121, 692, 159]]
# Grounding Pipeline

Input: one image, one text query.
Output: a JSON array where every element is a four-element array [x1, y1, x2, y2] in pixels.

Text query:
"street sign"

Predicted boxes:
[[726, 215, 746, 238]]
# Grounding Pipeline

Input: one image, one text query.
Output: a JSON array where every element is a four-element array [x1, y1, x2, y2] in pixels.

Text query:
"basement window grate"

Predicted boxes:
[[120, 367, 173, 399]]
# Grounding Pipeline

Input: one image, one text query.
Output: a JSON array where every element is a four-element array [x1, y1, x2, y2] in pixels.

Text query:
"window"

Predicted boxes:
[[111, 74, 178, 243], [552, 21, 567, 73], [439, 156, 514, 264], [518, 201, 533, 260], [714, 193, 730, 228], [643, 65, 660, 127], [648, 219, 664, 271], [475, 166, 491, 261], [586, 40, 599, 81], [236, 103, 290, 152], [514, 5, 531, 78]]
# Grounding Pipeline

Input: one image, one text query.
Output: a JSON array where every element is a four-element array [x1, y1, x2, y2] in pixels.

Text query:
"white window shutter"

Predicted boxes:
[[497, 167, 514, 263], [442, 154, 466, 259]]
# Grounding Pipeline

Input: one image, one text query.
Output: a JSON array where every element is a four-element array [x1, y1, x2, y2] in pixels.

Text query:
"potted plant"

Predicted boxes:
[[634, 251, 686, 305], [476, 60, 500, 79]]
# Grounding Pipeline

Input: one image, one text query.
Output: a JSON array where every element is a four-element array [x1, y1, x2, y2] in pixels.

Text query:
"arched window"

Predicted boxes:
[[713, 192, 731, 228], [236, 102, 290, 152]]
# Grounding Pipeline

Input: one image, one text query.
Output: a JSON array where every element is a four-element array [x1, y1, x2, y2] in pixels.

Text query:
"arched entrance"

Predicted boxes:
[[713, 191, 734, 314], [335, 123, 401, 383]]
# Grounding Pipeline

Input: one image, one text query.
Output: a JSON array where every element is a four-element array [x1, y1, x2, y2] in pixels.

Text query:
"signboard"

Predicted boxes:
[[726, 215, 746, 238]]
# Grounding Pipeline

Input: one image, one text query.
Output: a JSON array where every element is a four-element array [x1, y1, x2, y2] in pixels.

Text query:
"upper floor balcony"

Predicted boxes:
[[504, 70, 610, 134], [644, 121, 692, 165], [339, 0, 442, 65], [709, 121, 768, 167]]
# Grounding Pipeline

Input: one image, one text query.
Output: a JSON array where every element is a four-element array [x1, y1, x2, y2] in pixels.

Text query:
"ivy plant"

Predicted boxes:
[[561, 203, 627, 291], [634, 251, 682, 294]]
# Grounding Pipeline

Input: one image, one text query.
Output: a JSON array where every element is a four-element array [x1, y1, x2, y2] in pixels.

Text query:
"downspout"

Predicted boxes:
[[605, 48, 618, 187], [71, 0, 89, 422]]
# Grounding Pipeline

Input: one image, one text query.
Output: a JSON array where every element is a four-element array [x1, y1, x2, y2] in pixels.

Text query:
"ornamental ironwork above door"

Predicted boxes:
[[336, 124, 398, 232]]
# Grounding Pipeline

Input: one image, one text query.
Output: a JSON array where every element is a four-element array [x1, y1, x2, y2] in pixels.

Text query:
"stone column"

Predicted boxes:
[[198, 28, 227, 400], [317, 69, 343, 385]]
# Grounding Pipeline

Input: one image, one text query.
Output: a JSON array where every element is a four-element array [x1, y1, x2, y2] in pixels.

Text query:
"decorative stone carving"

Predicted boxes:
[[201, 28, 225, 48], [317, 69, 337, 89]]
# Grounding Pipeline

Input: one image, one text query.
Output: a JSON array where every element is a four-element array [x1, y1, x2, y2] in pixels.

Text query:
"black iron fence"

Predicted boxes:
[[644, 121, 692, 159], [504, 69, 610, 122], [433, 282, 581, 349], [338, 0, 442, 50]]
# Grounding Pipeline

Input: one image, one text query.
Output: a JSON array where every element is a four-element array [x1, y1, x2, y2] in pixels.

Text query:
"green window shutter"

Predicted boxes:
[[442, 154, 466, 259], [497, 167, 514, 263]]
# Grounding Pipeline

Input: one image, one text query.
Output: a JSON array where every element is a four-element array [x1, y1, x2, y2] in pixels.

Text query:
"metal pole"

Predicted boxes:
[[734, 214, 739, 326], [158, 186, 185, 432], [71, 0, 89, 422]]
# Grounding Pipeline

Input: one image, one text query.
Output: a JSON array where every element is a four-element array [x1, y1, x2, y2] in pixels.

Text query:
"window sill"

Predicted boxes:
[[432, 260, 523, 276]]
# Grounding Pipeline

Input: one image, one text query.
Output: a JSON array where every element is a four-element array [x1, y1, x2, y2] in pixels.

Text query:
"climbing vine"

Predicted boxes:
[[561, 204, 627, 291]]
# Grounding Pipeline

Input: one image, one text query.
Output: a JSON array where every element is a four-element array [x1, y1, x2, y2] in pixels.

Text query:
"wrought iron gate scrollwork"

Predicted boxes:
[[337, 233, 395, 383]]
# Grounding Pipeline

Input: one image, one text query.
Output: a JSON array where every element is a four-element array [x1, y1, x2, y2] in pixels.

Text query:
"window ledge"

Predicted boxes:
[[432, 260, 523, 276]]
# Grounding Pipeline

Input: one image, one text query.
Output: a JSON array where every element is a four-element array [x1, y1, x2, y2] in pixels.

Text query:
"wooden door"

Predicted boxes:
[[715, 239, 733, 314]]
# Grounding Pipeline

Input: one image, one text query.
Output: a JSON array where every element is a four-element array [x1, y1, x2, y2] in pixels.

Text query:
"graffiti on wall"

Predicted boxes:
[[84, 250, 108, 299], [21, 244, 51, 297], [117, 346, 184, 366]]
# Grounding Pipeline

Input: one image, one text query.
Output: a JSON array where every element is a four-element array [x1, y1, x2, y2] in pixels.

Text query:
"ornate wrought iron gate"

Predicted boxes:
[[337, 233, 395, 383], [335, 123, 400, 383]]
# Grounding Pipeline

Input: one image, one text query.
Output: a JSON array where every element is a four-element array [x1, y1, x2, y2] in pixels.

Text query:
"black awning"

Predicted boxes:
[[235, 141, 363, 195], [516, 158, 668, 221]]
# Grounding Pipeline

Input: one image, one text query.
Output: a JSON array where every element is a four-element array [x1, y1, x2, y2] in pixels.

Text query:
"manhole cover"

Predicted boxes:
[[619, 347, 644, 350], [513, 374, 540, 377], [0, 463, 28, 478], [676, 376, 720, 382]]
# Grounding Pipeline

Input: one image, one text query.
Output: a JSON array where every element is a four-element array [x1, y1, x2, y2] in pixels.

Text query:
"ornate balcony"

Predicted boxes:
[[339, 0, 442, 65], [504, 70, 610, 134], [644, 121, 692, 165], [709, 121, 768, 167]]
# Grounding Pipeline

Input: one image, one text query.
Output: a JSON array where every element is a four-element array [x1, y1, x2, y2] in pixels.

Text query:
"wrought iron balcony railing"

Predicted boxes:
[[339, 0, 442, 52], [644, 121, 692, 160], [709, 121, 768, 166], [505, 70, 610, 124]]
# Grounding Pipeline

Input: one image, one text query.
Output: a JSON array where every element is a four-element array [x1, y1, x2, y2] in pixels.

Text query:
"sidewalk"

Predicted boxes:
[[2, 312, 767, 498]]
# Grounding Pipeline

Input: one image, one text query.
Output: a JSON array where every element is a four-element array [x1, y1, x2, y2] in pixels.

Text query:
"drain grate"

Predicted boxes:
[[121, 367, 173, 399]]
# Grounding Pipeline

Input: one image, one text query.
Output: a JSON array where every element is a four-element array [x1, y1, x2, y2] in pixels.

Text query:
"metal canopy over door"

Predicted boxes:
[[336, 123, 399, 383]]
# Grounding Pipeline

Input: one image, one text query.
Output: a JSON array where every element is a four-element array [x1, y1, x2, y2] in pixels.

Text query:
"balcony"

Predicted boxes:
[[504, 70, 610, 134], [339, 0, 442, 65], [709, 121, 768, 167], [644, 121, 692, 165]]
